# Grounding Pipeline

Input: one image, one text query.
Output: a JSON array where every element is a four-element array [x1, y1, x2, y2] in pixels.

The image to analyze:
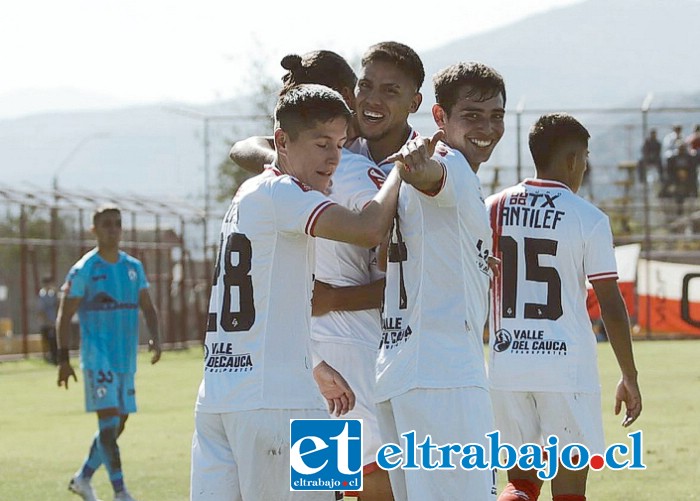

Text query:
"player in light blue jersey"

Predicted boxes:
[[56, 204, 161, 501]]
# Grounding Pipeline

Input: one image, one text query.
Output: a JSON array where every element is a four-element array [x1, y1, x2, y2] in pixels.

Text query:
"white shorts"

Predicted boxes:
[[311, 339, 382, 469], [376, 387, 497, 501], [491, 390, 605, 455], [190, 408, 335, 501]]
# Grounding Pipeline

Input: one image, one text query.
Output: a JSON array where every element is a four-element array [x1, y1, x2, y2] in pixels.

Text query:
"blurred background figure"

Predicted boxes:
[[662, 124, 684, 170], [639, 128, 662, 183], [37, 275, 59, 365], [686, 124, 700, 155], [665, 142, 699, 214]]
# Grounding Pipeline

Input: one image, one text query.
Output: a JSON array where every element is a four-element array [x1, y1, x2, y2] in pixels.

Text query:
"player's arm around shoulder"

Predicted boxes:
[[139, 289, 161, 364], [591, 279, 641, 427], [229, 135, 275, 174], [312, 167, 401, 248]]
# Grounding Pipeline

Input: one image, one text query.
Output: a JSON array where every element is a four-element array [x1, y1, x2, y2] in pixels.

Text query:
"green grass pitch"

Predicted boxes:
[[0, 340, 698, 500]]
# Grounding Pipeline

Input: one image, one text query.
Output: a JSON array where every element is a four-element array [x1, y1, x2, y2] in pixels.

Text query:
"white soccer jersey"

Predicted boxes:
[[311, 149, 386, 348], [486, 178, 619, 393], [374, 143, 493, 402], [195, 166, 336, 413], [348, 126, 420, 174]]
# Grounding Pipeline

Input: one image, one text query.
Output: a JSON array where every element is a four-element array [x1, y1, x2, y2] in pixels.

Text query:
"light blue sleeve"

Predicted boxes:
[[62, 265, 86, 298]]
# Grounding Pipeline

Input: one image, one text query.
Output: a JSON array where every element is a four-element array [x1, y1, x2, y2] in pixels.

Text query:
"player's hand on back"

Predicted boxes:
[[57, 362, 77, 390], [313, 360, 356, 417], [615, 377, 642, 427], [312, 280, 334, 317]]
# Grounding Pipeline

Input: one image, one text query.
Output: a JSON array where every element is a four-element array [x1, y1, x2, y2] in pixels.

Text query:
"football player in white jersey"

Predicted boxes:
[[376, 62, 507, 501], [229, 50, 395, 500], [190, 84, 408, 501], [486, 113, 642, 501], [348, 41, 424, 175]]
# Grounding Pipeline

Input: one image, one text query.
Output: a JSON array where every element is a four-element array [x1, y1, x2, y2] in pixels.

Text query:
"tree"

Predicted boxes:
[[216, 53, 279, 202]]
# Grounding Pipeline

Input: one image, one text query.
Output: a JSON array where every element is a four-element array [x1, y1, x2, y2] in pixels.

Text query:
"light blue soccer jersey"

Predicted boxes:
[[62, 249, 149, 373]]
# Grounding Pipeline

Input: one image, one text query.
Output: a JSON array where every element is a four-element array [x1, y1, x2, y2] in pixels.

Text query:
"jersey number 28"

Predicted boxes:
[[207, 232, 256, 332]]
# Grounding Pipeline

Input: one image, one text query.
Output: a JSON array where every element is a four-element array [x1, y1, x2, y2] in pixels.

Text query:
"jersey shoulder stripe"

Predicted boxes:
[[305, 200, 337, 236]]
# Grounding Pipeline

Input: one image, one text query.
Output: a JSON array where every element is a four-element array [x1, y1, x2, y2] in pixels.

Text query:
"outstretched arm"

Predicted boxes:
[[313, 168, 401, 248], [56, 296, 81, 389], [229, 136, 275, 174], [592, 279, 642, 427], [139, 289, 161, 364], [312, 278, 385, 317], [386, 130, 446, 193]]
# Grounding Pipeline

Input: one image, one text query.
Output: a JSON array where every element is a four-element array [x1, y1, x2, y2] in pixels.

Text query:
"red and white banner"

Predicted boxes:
[[637, 259, 700, 335], [587, 244, 700, 336], [587, 244, 640, 322]]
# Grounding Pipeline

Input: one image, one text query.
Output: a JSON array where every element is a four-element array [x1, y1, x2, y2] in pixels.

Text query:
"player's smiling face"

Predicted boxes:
[[355, 60, 420, 142], [281, 116, 347, 194], [434, 87, 505, 171]]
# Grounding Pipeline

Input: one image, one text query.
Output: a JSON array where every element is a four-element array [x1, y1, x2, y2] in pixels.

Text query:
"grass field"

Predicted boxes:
[[1, 340, 698, 500]]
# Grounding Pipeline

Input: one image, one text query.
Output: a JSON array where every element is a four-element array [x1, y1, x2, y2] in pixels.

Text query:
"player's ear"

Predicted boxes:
[[273, 128, 288, 153], [339, 87, 356, 111], [409, 92, 422, 113], [432, 104, 447, 128]]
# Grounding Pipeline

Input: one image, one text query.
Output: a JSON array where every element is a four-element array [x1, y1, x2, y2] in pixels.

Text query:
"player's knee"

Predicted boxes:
[[97, 415, 121, 465]]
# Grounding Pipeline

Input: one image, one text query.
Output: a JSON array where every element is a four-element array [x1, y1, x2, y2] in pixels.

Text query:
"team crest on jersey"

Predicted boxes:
[[204, 342, 254, 373], [367, 167, 386, 190], [493, 329, 512, 352], [128, 268, 137, 281]]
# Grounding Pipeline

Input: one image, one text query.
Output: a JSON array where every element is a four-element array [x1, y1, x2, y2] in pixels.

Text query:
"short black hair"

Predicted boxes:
[[93, 204, 121, 226], [433, 62, 506, 115], [274, 84, 352, 140], [280, 51, 357, 96], [529, 113, 590, 170], [361, 41, 425, 91]]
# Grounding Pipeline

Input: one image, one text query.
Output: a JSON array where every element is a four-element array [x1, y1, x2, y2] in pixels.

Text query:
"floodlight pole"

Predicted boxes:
[[516, 100, 525, 183], [50, 133, 108, 281], [641, 92, 653, 340]]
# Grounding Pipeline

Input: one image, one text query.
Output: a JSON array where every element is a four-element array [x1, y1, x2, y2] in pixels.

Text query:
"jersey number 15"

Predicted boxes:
[[499, 236, 563, 320]]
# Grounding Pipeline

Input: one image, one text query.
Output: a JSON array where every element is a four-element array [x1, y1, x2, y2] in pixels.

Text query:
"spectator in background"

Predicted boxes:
[[37, 275, 59, 364], [662, 124, 684, 167], [686, 124, 700, 155], [666, 142, 699, 214], [639, 128, 662, 182]]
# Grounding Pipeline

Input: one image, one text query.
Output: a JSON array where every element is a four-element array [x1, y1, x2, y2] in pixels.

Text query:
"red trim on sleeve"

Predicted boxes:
[[417, 161, 447, 197], [305, 201, 337, 236], [588, 272, 619, 281]]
